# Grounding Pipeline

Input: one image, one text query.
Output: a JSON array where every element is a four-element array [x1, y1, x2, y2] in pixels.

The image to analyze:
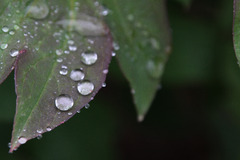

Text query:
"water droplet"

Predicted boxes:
[[26, 1, 49, 19], [55, 94, 74, 111], [46, 127, 52, 132], [9, 30, 15, 35], [69, 46, 77, 52], [1, 43, 8, 50], [57, 58, 63, 63], [103, 69, 108, 74], [111, 52, 116, 57], [14, 25, 20, 30], [113, 42, 120, 51], [102, 83, 106, 87], [57, 14, 107, 36], [59, 68, 68, 75], [70, 69, 85, 81], [2, 26, 9, 33], [56, 49, 63, 55], [146, 60, 163, 79], [68, 40, 74, 45], [77, 81, 94, 96], [18, 137, 27, 144], [68, 112, 72, 116], [37, 129, 43, 134], [77, 110, 81, 113], [10, 49, 19, 57], [85, 104, 90, 109], [81, 51, 98, 65], [8, 143, 11, 148], [37, 135, 42, 140]]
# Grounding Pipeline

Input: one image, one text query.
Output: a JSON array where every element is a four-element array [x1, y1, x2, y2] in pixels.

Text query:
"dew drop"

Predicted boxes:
[[111, 52, 116, 57], [146, 60, 164, 79], [69, 45, 77, 52], [46, 127, 52, 132], [2, 26, 9, 33], [68, 112, 73, 116], [103, 69, 108, 74], [59, 68, 68, 75], [14, 25, 20, 30], [77, 81, 94, 96], [102, 83, 106, 87], [10, 49, 19, 57], [57, 58, 63, 63], [70, 69, 85, 81], [9, 30, 15, 35], [37, 129, 43, 134], [26, 1, 49, 19], [1, 44, 8, 50], [37, 135, 42, 140], [56, 49, 63, 55], [85, 103, 90, 109], [18, 137, 27, 144], [55, 94, 74, 111], [81, 51, 98, 65], [113, 42, 120, 51]]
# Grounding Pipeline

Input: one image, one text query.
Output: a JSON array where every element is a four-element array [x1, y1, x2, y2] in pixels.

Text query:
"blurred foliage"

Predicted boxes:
[[0, 0, 239, 159]]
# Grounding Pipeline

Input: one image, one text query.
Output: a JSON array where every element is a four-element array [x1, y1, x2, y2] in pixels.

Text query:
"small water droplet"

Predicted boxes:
[[18, 137, 27, 144], [10, 49, 19, 57], [2, 26, 9, 33], [37, 135, 42, 140], [9, 30, 15, 35], [46, 127, 52, 132], [113, 42, 120, 51], [56, 49, 63, 55], [26, 1, 49, 19], [85, 103, 90, 109], [68, 112, 73, 116], [69, 45, 77, 52], [60, 68, 68, 75], [1, 44, 8, 50], [37, 129, 43, 134], [81, 51, 98, 65], [77, 110, 81, 113], [103, 69, 108, 74], [57, 58, 63, 63], [111, 52, 116, 57], [70, 69, 85, 81], [55, 94, 74, 111], [14, 25, 20, 30], [8, 143, 11, 148], [77, 81, 94, 96], [146, 60, 164, 79], [102, 83, 106, 87]]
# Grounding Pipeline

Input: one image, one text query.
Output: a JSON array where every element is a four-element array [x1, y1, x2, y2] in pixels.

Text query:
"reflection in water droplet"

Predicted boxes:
[[68, 112, 72, 116], [69, 46, 77, 52], [77, 81, 94, 96], [102, 83, 106, 87], [18, 137, 27, 144], [26, 1, 49, 19], [10, 49, 19, 57], [70, 69, 85, 81], [55, 94, 74, 111], [81, 51, 98, 65], [37, 129, 43, 134]]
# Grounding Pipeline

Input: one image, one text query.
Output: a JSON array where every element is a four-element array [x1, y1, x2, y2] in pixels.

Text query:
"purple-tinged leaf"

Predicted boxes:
[[7, 0, 112, 152]]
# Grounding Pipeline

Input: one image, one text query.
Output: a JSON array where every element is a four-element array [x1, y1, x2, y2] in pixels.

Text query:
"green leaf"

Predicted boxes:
[[99, 0, 171, 120], [175, 0, 192, 8], [1, 0, 112, 152], [234, 0, 240, 63]]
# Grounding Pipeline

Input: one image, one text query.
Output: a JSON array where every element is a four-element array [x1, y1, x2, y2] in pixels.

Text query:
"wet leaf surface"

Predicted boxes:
[[234, 0, 240, 64], [0, 0, 112, 152], [99, 0, 171, 120]]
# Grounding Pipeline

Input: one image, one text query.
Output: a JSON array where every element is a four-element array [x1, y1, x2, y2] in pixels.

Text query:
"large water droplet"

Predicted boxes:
[[55, 94, 74, 111], [10, 49, 19, 57], [70, 69, 85, 81], [18, 137, 27, 144], [26, 1, 49, 19], [81, 51, 98, 65], [77, 81, 94, 96]]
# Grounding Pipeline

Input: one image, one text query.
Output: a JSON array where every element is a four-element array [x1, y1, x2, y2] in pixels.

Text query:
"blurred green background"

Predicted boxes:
[[0, 0, 239, 159]]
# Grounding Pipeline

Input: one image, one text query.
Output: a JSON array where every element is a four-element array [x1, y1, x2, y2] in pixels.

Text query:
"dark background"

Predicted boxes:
[[0, 0, 239, 159]]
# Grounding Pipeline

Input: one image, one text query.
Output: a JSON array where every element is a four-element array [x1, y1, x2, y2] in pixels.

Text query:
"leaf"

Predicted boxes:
[[234, 0, 240, 63], [3, 0, 112, 152], [99, 0, 171, 120], [175, 0, 192, 8]]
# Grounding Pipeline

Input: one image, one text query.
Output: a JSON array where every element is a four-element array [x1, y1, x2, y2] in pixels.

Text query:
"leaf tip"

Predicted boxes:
[[137, 114, 145, 122]]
